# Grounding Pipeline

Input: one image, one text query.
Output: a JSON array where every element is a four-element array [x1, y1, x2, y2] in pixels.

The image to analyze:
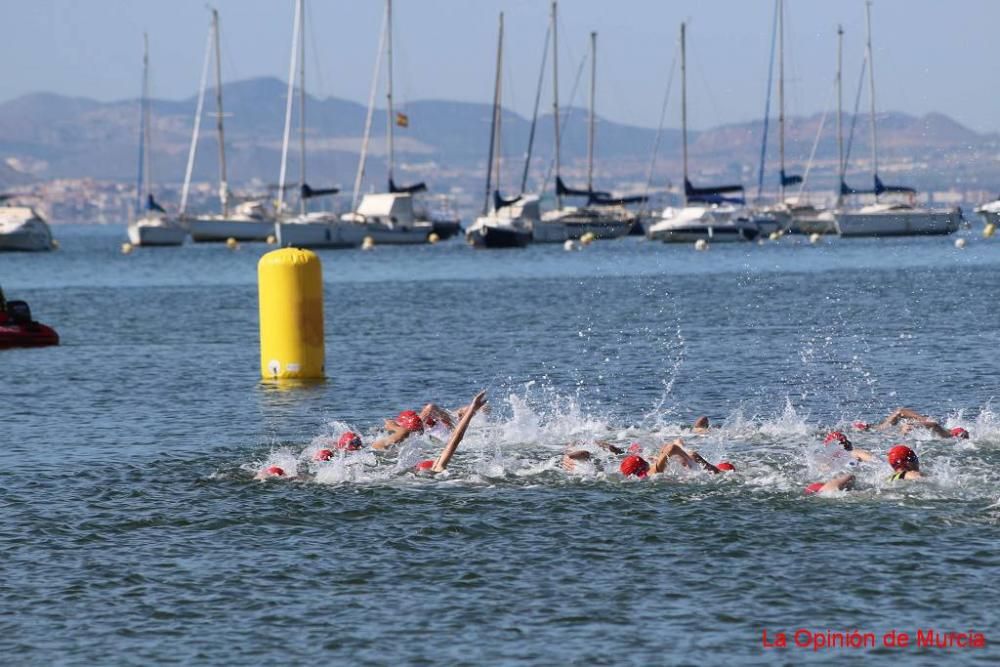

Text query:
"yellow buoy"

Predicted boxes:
[[361, 236, 375, 251], [121, 242, 134, 255], [266, 234, 277, 245], [694, 239, 709, 251], [226, 237, 239, 250], [258, 248, 325, 380], [984, 223, 995, 238], [768, 231, 781, 241], [428, 232, 440, 244], [580, 232, 596, 245]]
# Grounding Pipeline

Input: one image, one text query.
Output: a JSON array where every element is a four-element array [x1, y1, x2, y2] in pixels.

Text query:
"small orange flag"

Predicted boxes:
[[395, 112, 409, 128]]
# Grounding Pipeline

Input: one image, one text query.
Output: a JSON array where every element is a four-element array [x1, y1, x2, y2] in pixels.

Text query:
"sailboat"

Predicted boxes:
[[540, 4, 639, 241], [183, 10, 275, 243], [127, 33, 186, 247], [647, 23, 759, 243], [274, 0, 365, 249], [0, 195, 54, 252], [466, 13, 534, 249], [752, 0, 828, 235], [834, 2, 960, 237], [339, 0, 437, 244]]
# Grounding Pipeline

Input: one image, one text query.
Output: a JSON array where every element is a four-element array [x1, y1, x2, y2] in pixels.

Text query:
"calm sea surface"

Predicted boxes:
[[2, 225, 998, 665]]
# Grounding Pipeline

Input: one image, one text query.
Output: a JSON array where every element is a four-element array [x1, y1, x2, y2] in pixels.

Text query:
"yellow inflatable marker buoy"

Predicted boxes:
[[258, 248, 325, 380], [121, 242, 134, 255], [226, 237, 239, 250], [580, 232, 596, 246], [428, 232, 440, 244], [768, 231, 781, 241], [361, 236, 375, 251], [266, 234, 277, 245], [984, 223, 995, 238]]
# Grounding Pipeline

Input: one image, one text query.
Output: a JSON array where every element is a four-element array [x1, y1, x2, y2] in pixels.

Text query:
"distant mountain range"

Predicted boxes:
[[2, 76, 999, 204]]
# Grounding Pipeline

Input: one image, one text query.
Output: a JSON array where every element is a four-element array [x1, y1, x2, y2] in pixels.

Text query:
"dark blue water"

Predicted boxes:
[[2, 225, 997, 665]]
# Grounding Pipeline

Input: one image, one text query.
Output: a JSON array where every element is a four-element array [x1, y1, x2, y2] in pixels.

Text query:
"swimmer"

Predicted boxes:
[[875, 407, 967, 439], [691, 416, 713, 433], [414, 390, 488, 473], [313, 432, 363, 461], [373, 402, 459, 450], [804, 473, 856, 495], [619, 438, 727, 477], [255, 465, 287, 480], [886, 445, 923, 480], [562, 440, 626, 471], [822, 431, 874, 462]]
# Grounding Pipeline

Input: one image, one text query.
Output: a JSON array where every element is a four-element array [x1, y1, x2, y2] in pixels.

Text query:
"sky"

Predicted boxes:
[[2, 0, 999, 133]]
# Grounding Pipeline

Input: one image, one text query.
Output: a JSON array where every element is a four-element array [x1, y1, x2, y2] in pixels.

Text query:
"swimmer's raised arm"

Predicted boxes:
[[420, 403, 455, 429], [432, 390, 487, 473], [595, 440, 625, 455], [651, 439, 696, 474], [688, 451, 722, 474], [372, 421, 408, 450]]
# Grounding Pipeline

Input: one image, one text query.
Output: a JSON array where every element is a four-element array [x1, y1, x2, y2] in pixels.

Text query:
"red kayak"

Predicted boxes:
[[0, 300, 59, 348]]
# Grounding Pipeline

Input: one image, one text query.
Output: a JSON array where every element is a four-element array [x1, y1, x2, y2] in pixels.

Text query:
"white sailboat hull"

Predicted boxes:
[[188, 218, 274, 242], [128, 216, 186, 246], [835, 208, 960, 237], [275, 217, 366, 249]]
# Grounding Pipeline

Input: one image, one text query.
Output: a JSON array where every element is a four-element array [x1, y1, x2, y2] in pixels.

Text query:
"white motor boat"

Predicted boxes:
[[341, 192, 432, 245], [187, 201, 275, 242], [128, 211, 185, 246], [835, 203, 961, 237], [275, 212, 366, 249], [647, 204, 760, 243], [0, 204, 54, 251], [466, 195, 536, 249]]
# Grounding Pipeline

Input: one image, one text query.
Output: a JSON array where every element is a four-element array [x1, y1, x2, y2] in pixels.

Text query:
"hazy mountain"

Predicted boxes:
[[2, 75, 998, 198]]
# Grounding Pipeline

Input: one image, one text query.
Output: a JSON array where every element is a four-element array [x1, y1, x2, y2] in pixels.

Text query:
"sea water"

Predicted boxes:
[[1, 226, 997, 664]]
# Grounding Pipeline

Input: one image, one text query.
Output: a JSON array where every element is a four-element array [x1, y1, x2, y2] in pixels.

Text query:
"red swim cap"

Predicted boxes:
[[852, 421, 871, 431], [313, 449, 334, 461], [823, 431, 853, 450], [397, 410, 424, 433], [716, 461, 735, 471], [620, 455, 650, 478], [950, 427, 969, 439], [804, 482, 824, 495], [888, 445, 918, 471], [414, 459, 435, 471], [337, 432, 363, 450], [264, 465, 285, 477]]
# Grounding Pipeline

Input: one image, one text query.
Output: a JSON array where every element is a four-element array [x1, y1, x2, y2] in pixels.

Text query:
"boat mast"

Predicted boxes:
[[520, 23, 550, 194], [777, 0, 785, 201], [836, 24, 844, 208], [551, 0, 561, 209], [212, 9, 229, 217], [298, 0, 307, 214], [386, 0, 395, 188], [495, 14, 504, 198], [277, 0, 301, 214], [865, 0, 879, 201], [483, 12, 503, 215], [680, 22, 688, 207], [136, 32, 150, 214], [352, 4, 387, 210], [180, 24, 213, 218], [587, 31, 596, 193]]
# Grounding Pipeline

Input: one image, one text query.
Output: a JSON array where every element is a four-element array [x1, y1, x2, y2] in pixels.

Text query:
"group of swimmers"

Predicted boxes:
[[256, 396, 971, 495]]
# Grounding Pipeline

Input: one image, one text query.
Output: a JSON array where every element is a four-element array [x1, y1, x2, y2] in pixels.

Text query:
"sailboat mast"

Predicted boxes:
[[777, 0, 785, 201], [143, 33, 152, 207], [483, 12, 503, 215], [865, 0, 879, 201], [520, 24, 550, 194], [352, 4, 387, 211], [386, 0, 395, 187], [136, 33, 149, 214], [180, 25, 213, 218], [298, 0, 307, 214], [212, 9, 229, 217], [681, 22, 688, 207], [587, 31, 596, 193], [836, 24, 844, 208], [551, 0, 561, 209], [495, 14, 504, 196], [277, 0, 302, 214]]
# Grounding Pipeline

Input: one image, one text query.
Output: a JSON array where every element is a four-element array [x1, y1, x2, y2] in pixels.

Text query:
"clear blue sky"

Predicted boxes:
[[2, 0, 998, 133]]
